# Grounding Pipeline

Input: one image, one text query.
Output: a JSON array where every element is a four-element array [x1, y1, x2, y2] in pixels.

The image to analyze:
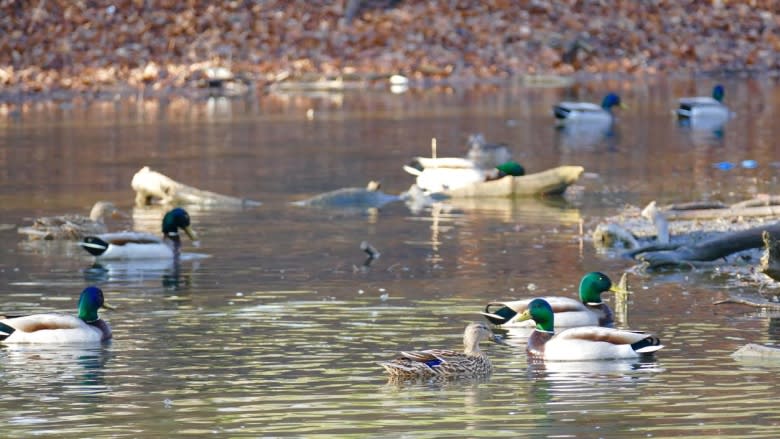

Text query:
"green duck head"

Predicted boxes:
[[77, 286, 115, 323], [517, 298, 554, 332], [601, 93, 622, 111], [579, 271, 625, 305], [712, 85, 725, 103], [162, 207, 197, 241], [495, 160, 525, 177]]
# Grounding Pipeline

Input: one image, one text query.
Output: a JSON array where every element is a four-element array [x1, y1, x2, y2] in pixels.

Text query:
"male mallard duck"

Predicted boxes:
[[380, 322, 503, 379], [79, 207, 197, 260], [676, 85, 732, 124], [482, 272, 623, 328], [0, 286, 113, 344], [553, 93, 623, 126], [518, 298, 662, 361], [405, 159, 525, 194], [17, 201, 125, 240]]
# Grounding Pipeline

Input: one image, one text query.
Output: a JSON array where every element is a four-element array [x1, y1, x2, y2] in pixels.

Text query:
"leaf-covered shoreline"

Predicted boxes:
[[1, 0, 778, 101]]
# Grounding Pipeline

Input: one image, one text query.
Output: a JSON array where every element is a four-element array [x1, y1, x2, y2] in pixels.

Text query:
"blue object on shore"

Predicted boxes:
[[741, 160, 757, 169], [714, 161, 735, 170]]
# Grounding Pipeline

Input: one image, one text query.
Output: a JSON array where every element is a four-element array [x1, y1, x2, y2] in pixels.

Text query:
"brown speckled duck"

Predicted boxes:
[[18, 201, 124, 240], [380, 322, 503, 379]]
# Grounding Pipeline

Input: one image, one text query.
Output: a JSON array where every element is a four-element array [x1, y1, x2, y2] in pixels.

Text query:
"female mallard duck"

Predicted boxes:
[[79, 207, 197, 260], [482, 272, 623, 328], [380, 322, 503, 379], [553, 93, 623, 126], [518, 298, 662, 361], [17, 201, 124, 240], [676, 85, 732, 125], [0, 286, 113, 344]]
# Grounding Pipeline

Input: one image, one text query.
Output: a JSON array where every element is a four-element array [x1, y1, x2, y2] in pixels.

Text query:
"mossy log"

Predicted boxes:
[[636, 222, 780, 269], [131, 166, 261, 208]]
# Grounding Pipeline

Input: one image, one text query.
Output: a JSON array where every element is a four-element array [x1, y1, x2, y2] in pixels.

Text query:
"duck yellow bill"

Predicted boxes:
[[102, 302, 117, 311], [184, 226, 198, 241], [516, 309, 533, 323], [609, 284, 631, 295]]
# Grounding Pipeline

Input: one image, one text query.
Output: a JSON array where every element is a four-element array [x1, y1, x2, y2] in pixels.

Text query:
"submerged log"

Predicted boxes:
[[732, 343, 780, 358], [131, 166, 261, 208], [637, 222, 780, 268]]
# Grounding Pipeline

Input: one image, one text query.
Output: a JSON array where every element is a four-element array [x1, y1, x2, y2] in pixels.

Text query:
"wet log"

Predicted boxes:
[[732, 343, 780, 358], [131, 166, 261, 208], [637, 222, 780, 268], [730, 196, 780, 209], [759, 231, 780, 281], [663, 205, 780, 221], [641, 201, 669, 244], [714, 296, 780, 310]]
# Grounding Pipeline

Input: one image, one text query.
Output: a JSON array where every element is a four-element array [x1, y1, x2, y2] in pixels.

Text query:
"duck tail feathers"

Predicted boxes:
[[0, 321, 16, 340], [80, 236, 109, 256], [632, 335, 663, 354], [481, 302, 517, 325]]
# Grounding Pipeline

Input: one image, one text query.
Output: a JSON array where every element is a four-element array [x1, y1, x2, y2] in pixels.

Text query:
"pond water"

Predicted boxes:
[[1, 78, 780, 437]]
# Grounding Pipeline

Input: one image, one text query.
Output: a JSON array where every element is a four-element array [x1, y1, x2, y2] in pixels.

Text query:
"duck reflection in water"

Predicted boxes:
[[1, 344, 112, 396], [84, 258, 199, 291]]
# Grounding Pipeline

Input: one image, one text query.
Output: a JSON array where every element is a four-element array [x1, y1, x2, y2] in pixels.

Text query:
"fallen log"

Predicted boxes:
[[131, 166, 261, 208], [714, 296, 780, 309], [732, 343, 780, 358], [663, 205, 780, 221], [759, 231, 780, 281], [637, 222, 780, 268]]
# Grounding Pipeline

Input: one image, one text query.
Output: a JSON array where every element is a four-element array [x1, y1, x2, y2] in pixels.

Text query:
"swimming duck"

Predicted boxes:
[[0, 286, 113, 344], [405, 159, 526, 194], [553, 93, 623, 126], [518, 298, 662, 361], [482, 272, 623, 328], [79, 207, 197, 260], [380, 322, 503, 379], [676, 85, 732, 125], [17, 201, 125, 240]]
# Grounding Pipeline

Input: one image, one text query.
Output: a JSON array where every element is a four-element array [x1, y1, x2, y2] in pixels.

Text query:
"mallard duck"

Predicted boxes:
[[553, 93, 623, 126], [380, 322, 503, 379], [79, 207, 197, 260], [482, 272, 623, 328], [405, 159, 526, 194], [676, 85, 732, 125], [518, 298, 663, 361], [0, 286, 113, 344], [17, 201, 125, 240]]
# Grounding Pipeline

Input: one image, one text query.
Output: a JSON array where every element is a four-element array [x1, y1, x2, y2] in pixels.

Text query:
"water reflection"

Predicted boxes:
[[0, 344, 111, 395], [555, 122, 620, 151], [83, 259, 200, 290]]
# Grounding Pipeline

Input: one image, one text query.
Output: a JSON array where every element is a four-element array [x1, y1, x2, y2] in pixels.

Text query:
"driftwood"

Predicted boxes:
[[732, 343, 780, 358], [131, 166, 261, 208], [760, 231, 780, 281], [664, 205, 780, 221], [637, 222, 780, 268], [440, 165, 584, 198], [714, 295, 780, 309]]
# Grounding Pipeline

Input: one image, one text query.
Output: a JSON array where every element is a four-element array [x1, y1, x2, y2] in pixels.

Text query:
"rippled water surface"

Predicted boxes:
[[2, 78, 780, 437]]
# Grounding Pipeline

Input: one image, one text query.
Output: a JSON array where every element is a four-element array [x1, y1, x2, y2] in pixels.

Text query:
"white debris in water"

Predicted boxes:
[[527, 283, 537, 291], [358, 289, 364, 295], [380, 293, 389, 301]]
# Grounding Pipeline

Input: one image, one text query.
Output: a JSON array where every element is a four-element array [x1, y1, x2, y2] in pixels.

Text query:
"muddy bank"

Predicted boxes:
[[1, 1, 779, 102]]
